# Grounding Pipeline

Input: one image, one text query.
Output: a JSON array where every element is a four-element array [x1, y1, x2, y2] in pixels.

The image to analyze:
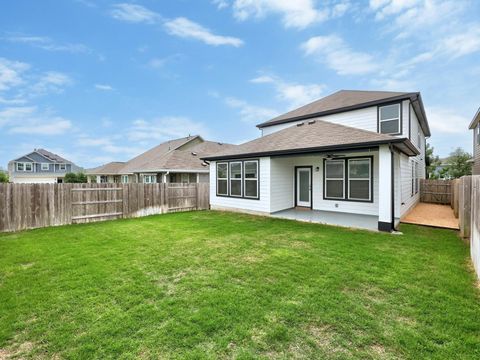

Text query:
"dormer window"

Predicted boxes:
[[379, 103, 401, 135]]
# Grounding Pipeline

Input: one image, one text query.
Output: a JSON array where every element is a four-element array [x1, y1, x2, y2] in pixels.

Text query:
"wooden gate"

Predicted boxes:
[[71, 184, 123, 223], [420, 179, 452, 204]]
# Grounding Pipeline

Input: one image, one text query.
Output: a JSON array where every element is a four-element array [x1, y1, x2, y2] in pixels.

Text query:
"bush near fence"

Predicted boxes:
[[0, 183, 209, 233]]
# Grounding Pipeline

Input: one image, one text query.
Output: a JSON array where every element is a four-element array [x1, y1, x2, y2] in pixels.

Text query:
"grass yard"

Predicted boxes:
[[0, 211, 479, 359]]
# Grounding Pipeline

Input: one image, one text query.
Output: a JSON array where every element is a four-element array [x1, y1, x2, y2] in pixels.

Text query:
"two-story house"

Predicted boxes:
[[469, 108, 480, 175], [8, 149, 82, 183], [202, 90, 430, 232]]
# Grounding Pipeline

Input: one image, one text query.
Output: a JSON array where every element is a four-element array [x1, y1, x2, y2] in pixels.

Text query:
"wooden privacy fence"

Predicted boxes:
[[0, 183, 209, 232], [471, 176, 480, 279], [420, 179, 452, 204]]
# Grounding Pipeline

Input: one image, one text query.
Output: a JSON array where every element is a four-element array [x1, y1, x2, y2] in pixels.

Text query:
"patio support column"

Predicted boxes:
[[378, 144, 393, 232]]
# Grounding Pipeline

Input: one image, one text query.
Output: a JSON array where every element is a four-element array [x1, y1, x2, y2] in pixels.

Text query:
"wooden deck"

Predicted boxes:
[[401, 203, 459, 230]]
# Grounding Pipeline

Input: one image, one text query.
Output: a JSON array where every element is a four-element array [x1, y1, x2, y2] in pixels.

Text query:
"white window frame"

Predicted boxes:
[[243, 160, 259, 199], [379, 103, 401, 135], [216, 162, 229, 196], [121, 175, 129, 183], [143, 175, 156, 184], [324, 159, 345, 200], [348, 158, 372, 201], [229, 161, 243, 198], [16, 162, 24, 171], [477, 125, 480, 145], [16, 162, 33, 172], [41, 163, 50, 171], [59, 164, 66, 171]]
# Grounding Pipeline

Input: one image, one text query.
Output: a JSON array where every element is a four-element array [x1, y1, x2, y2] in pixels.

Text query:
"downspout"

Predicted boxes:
[[389, 144, 395, 230], [164, 171, 170, 183]]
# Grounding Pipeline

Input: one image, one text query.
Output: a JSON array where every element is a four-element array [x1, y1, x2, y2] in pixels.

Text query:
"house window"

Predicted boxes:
[[216, 160, 260, 199], [100, 176, 108, 183], [324, 160, 345, 199], [229, 162, 243, 197], [189, 173, 197, 183], [121, 175, 129, 183], [417, 131, 422, 151], [379, 103, 401, 134], [17, 162, 33, 172], [59, 164, 66, 171], [216, 163, 228, 196], [244, 161, 258, 198], [16, 162, 24, 171], [477, 125, 480, 145], [143, 175, 156, 184], [348, 158, 372, 201], [41, 163, 49, 170]]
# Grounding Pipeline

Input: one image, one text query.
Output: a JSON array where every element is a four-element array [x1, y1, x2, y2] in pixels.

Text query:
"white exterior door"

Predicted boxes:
[[296, 167, 312, 207]]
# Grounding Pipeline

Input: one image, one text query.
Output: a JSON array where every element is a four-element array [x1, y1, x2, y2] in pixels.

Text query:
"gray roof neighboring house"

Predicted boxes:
[[202, 119, 419, 161], [256, 90, 431, 137], [87, 135, 235, 175], [12, 148, 73, 164]]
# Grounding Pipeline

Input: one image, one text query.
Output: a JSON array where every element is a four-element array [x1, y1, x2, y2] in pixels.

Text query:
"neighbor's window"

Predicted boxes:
[[121, 175, 129, 183], [41, 163, 49, 170], [59, 164, 66, 171], [143, 175, 156, 184], [348, 158, 371, 201], [16, 162, 24, 171], [189, 173, 197, 183], [25, 163, 33, 171], [244, 161, 258, 198], [216, 163, 228, 196], [229, 162, 243, 197], [324, 160, 345, 199], [477, 125, 480, 145], [379, 103, 401, 134]]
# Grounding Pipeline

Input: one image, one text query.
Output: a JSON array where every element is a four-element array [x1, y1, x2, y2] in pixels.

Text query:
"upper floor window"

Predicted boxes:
[[59, 164, 66, 171], [16, 162, 33, 172], [41, 163, 49, 170], [379, 103, 401, 135]]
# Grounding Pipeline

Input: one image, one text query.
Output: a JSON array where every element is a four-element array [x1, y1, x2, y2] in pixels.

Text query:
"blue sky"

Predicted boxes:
[[1, 0, 479, 169]]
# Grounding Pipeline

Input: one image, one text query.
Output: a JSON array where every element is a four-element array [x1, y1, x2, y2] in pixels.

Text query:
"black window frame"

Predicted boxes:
[[243, 160, 259, 199], [323, 156, 374, 203], [377, 102, 403, 136], [216, 159, 260, 200]]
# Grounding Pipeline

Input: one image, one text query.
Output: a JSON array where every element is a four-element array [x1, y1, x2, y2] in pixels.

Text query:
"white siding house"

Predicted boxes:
[[204, 90, 430, 232]]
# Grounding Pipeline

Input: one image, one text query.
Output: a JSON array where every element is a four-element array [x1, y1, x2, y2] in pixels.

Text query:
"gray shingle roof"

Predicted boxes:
[[86, 162, 127, 175], [35, 148, 71, 163], [203, 119, 418, 160], [258, 90, 413, 126]]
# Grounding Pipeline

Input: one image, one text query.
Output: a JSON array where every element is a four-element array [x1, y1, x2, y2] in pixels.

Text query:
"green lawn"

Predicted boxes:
[[0, 211, 479, 359]]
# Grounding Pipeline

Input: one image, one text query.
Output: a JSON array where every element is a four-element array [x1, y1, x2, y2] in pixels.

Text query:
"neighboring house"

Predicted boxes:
[[86, 135, 235, 184], [8, 149, 82, 184], [203, 90, 430, 232], [468, 108, 480, 175]]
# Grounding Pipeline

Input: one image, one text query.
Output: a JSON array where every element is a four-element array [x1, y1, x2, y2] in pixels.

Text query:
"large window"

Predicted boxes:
[[324, 157, 372, 202], [216, 163, 228, 196], [324, 160, 344, 199], [229, 162, 243, 197], [216, 160, 259, 199], [244, 161, 258, 198], [379, 103, 401, 135], [16, 162, 33, 172], [348, 158, 372, 201]]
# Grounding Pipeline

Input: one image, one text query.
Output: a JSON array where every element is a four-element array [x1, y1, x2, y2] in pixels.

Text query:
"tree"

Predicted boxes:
[[425, 143, 441, 179], [441, 148, 472, 179], [64, 172, 88, 183], [0, 172, 8, 183]]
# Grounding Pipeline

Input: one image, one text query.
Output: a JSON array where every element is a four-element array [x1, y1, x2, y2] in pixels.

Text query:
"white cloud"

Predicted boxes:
[[164, 17, 244, 47], [127, 117, 210, 141], [0, 57, 29, 92], [30, 71, 72, 95], [250, 74, 324, 108], [4, 34, 90, 53], [9, 117, 72, 135], [225, 97, 278, 123], [0, 106, 36, 127], [301, 35, 378, 75], [439, 24, 480, 59], [110, 3, 160, 23], [232, 0, 329, 29], [94, 84, 114, 91], [212, 0, 229, 9], [426, 107, 470, 134]]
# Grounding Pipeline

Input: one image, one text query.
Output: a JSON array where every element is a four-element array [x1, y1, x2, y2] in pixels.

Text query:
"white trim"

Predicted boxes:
[[135, 168, 209, 173], [16, 162, 33, 172], [296, 167, 311, 207], [41, 163, 49, 171], [324, 159, 345, 200], [143, 174, 156, 184], [217, 162, 229, 196]]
